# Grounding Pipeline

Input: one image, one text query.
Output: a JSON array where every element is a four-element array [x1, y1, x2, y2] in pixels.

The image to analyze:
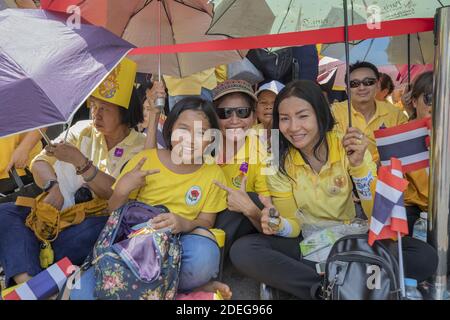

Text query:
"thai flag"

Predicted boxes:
[[374, 118, 430, 173], [3, 257, 74, 300], [368, 158, 409, 246]]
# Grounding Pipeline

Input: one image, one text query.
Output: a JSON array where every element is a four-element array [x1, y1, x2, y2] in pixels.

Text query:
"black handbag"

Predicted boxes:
[[246, 47, 299, 82], [0, 168, 42, 204], [322, 234, 401, 300]]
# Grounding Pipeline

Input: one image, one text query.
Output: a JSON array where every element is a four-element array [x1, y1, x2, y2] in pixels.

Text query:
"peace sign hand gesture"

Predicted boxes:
[[115, 157, 160, 197]]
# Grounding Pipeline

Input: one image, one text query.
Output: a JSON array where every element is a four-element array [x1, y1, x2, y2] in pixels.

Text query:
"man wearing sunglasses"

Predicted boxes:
[[332, 61, 408, 165]]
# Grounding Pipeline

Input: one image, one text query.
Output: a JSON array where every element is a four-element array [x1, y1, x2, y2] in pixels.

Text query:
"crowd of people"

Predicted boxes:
[[0, 54, 440, 300]]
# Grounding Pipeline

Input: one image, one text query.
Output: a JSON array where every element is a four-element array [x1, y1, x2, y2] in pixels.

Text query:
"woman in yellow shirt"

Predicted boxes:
[[404, 71, 432, 232], [230, 80, 437, 299], [71, 97, 232, 299]]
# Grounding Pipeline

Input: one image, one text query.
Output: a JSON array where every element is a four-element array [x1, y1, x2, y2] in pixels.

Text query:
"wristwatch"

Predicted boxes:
[[43, 179, 58, 192]]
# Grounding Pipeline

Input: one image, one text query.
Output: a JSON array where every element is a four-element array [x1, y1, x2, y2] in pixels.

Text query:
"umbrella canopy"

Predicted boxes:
[[321, 32, 434, 65], [41, 0, 246, 77], [0, 9, 135, 138], [208, 0, 449, 38], [0, 0, 37, 9]]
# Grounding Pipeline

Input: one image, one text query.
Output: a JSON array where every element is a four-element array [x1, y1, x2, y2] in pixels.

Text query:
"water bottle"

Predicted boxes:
[[404, 278, 423, 300], [412, 212, 428, 242]]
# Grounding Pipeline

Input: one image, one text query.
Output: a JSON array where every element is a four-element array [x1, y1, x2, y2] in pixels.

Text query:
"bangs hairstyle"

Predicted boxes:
[[119, 87, 144, 130], [162, 97, 221, 150], [273, 80, 335, 180]]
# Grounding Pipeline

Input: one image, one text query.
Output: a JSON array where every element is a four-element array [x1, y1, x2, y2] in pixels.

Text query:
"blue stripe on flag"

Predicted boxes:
[[27, 269, 58, 300], [377, 136, 428, 162], [372, 193, 397, 225]]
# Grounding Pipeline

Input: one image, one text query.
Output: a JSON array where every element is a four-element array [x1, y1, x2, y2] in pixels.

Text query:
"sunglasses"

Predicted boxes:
[[216, 107, 253, 119], [423, 92, 433, 106], [349, 77, 377, 89]]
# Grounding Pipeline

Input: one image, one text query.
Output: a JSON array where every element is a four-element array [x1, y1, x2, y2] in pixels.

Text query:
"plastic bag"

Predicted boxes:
[[298, 211, 369, 263]]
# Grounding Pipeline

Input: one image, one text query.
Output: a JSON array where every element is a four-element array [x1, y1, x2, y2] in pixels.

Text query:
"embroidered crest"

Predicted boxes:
[[185, 186, 202, 206], [99, 64, 121, 99]]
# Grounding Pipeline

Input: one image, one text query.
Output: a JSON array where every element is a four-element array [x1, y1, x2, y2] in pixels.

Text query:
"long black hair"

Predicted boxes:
[[119, 87, 144, 130], [273, 80, 335, 179], [162, 97, 221, 150]]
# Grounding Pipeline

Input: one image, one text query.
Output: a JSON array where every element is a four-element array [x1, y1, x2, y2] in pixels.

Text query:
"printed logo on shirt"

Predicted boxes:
[[352, 172, 375, 200], [185, 186, 202, 206]]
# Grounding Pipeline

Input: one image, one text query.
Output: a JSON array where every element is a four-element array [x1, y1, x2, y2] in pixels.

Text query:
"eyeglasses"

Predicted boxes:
[[423, 92, 433, 106], [216, 107, 253, 119], [349, 77, 377, 89]]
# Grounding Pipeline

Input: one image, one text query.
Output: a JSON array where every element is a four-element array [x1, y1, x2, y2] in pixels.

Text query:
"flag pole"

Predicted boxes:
[[343, 0, 352, 128], [397, 231, 406, 298]]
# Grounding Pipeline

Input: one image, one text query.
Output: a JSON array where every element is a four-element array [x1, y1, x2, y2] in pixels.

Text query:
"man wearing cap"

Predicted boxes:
[[0, 58, 147, 287], [212, 79, 272, 258]]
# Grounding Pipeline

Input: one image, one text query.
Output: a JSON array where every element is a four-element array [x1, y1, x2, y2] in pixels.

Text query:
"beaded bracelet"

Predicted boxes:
[[76, 159, 92, 175], [83, 165, 99, 183]]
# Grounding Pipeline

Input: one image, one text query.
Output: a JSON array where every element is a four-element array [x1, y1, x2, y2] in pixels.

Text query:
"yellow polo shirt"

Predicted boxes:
[[115, 149, 228, 221], [219, 133, 270, 196], [30, 120, 146, 179], [267, 130, 377, 237], [404, 169, 428, 212], [0, 133, 43, 179], [332, 100, 408, 163]]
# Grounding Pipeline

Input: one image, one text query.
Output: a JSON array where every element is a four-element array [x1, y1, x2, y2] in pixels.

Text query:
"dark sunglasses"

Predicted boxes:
[[349, 77, 377, 89], [216, 107, 253, 119], [423, 92, 433, 106]]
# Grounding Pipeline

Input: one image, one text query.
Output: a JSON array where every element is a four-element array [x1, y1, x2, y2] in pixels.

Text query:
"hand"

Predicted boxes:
[[259, 195, 278, 235], [152, 212, 190, 234], [114, 157, 160, 197], [6, 145, 29, 172], [146, 81, 166, 113], [42, 185, 64, 210], [343, 127, 367, 167], [213, 177, 256, 215], [45, 142, 86, 167]]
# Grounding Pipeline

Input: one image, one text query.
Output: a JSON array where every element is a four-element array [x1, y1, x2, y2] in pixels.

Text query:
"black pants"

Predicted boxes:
[[230, 234, 438, 300], [214, 192, 263, 259]]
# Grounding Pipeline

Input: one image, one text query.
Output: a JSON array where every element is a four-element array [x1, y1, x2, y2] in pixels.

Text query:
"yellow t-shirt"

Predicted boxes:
[[267, 130, 377, 236], [332, 100, 408, 163], [404, 169, 428, 212], [116, 149, 228, 221], [31, 120, 146, 179], [219, 133, 270, 196], [0, 133, 43, 179]]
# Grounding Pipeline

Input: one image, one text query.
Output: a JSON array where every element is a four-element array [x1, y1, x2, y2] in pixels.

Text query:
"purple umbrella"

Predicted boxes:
[[0, 9, 135, 138]]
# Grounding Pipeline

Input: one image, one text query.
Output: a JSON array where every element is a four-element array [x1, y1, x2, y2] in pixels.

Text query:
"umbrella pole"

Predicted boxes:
[[343, 0, 352, 128], [155, 0, 165, 111], [407, 34, 411, 90], [39, 129, 52, 146]]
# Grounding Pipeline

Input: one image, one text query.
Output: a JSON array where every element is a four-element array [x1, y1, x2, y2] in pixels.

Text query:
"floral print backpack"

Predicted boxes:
[[91, 201, 182, 300]]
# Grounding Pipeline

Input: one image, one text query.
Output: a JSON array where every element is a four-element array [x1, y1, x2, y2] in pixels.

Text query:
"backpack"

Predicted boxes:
[[91, 201, 182, 300], [246, 48, 299, 82], [322, 234, 401, 300]]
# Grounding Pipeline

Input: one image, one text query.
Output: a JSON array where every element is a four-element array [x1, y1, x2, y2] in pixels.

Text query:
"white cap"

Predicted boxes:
[[256, 80, 285, 97], [420, 212, 428, 220]]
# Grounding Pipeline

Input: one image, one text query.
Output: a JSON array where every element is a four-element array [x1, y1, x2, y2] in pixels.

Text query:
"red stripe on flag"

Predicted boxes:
[[374, 118, 429, 138], [56, 257, 74, 276], [402, 159, 430, 173], [128, 18, 434, 55], [368, 227, 398, 246], [378, 166, 409, 192], [391, 217, 409, 235], [390, 158, 403, 173], [3, 290, 21, 301]]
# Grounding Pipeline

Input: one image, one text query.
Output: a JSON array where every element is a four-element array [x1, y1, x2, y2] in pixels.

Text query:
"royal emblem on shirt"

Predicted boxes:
[[328, 175, 347, 195], [232, 162, 248, 188], [185, 186, 202, 206], [99, 64, 121, 99]]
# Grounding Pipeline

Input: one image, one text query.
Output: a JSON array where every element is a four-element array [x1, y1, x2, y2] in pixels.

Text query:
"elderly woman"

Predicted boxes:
[[0, 58, 146, 288]]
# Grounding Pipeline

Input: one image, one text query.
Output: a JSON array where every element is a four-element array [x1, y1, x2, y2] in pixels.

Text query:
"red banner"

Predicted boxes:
[[129, 18, 434, 55]]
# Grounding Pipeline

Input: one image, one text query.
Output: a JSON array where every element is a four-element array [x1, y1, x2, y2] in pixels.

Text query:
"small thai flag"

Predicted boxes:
[[368, 158, 409, 246], [3, 257, 74, 300], [374, 118, 430, 173]]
